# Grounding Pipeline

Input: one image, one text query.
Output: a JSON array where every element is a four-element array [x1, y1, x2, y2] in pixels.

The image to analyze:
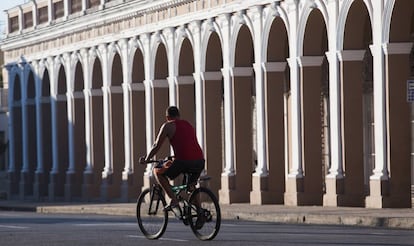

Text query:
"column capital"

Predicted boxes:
[[188, 20, 201, 34], [297, 56, 324, 67], [152, 79, 169, 88], [200, 71, 222, 81], [83, 88, 92, 98], [262, 62, 287, 73], [216, 13, 231, 28], [175, 75, 194, 85], [247, 5, 263, 21], [232, 10, 246, 25], [122, 82, 132, 92], [162, 26, 175, 40], [337, 50, 366, 62], [383, 42, 413, 55], [118, 38, 129, 51], [230, 66, 254, 77]]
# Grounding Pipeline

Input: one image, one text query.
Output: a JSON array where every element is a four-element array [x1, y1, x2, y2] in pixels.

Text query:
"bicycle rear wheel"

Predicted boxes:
[[136, 187, 168, 239], [188, 187, 221, 240]]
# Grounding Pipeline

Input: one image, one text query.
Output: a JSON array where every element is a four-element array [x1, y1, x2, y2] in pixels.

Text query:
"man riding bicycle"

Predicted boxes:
[[139, 106, 205, 211]]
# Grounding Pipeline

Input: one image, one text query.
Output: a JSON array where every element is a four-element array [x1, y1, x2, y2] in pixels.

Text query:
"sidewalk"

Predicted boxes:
[[0, 200, 413, 230]]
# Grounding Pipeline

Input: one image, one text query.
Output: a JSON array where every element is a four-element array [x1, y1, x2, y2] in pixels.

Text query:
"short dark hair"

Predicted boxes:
[[166, 106, 180, 118]]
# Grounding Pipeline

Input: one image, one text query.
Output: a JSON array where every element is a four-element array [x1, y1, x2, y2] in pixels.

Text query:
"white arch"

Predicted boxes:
[[149, 32, 169, 80], [22, 63, 34, 99], [200, 19, 224, 72], [69, 51, 84, 92], [175, 26, 195, 76], [54, 55, 67, 96], [8, 65, 21, 102], [128, 37, 146, 84], [297, 0, 329, 56], [337, 0, 374, 50], [229, 12, 255, 67], [262, 4, 290, 62], [382, 0, 395, 43]]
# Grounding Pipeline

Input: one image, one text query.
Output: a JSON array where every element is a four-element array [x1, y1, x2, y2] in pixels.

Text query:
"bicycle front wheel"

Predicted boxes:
[[136, 187, 168, 239], [188, 187, 221, 240]]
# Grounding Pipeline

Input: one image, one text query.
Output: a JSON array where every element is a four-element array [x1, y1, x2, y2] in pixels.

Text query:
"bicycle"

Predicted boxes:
[[136, 158, 221, 241]]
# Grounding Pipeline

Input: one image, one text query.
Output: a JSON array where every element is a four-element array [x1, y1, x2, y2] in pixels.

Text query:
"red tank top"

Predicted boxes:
[[170, 120, 204, 160]]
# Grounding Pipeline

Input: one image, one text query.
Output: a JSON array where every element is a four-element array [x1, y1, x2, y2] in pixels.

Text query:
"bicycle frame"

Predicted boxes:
[[137, 158, 221, 241]]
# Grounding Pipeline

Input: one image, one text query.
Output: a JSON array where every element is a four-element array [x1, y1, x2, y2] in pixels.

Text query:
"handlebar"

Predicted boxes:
[[139, 156, 174, 166]]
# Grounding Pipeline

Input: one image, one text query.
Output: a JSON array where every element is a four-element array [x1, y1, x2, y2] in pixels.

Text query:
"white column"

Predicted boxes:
[[119, 38, 133, 179], [167, 76, 177, 106], [252, 62, 268, 176], [32, 3, 38, 28], [120, 37, 133, 178], [250, 5, 267, 177], [84, 88, 93, 172], [7, 67, 15, 173], [99, 44, 113, 179], [83, 97, 93, 174], [48, 57, 59, 175], [63, 53, 75, 175], [286, 1, 302, 178], [82, 0, 88, 13], [66, 93, 75, 174], [81, 48, 93, 174], [140, 34, 154, 169], [34, 61, 44, 174], [48, 0, 54, 24], [64, 0, 70, 19], [143, 79, 154, 157], [370, 2, 388, 181], [18, 7, 23, 33], [165, 27, 177, 106], [219, 13, 235, 176], [100, 0, 106, 9], [4, 12, 9, 36], [189, 21, 205, 152], [325, 0, 342, 179], [286, 57, 302, 177], [122, 82, 133, 176], [102, 85, 113, 176], [326, 50, 343, 178], [21, 68, 29, 173]]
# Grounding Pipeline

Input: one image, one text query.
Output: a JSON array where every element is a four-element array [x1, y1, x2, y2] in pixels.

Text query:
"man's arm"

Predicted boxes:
[[144, 122, 169, 162]]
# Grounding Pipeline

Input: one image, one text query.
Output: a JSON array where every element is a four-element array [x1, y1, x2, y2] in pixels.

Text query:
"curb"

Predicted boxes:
[[1, 202, 413, 230]]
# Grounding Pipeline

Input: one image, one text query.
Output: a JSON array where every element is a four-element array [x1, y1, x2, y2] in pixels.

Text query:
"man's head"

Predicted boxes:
[[166, 106, 180, 120]]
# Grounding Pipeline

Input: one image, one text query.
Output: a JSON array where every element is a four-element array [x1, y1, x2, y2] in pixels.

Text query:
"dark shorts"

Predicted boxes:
[[164, 159, 205, 184]]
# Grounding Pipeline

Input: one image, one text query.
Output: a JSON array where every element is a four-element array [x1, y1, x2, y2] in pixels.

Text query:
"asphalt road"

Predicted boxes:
[[0, 211, 413, 246]]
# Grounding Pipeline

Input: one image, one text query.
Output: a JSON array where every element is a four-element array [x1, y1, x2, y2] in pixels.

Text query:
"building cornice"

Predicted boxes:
[[1, 0, 280, 57]]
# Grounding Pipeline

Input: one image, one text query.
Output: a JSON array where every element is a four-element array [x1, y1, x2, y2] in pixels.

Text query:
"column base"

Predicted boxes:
[[323, 177, 343, 207], [82, 172, 98, 202], [366, 178, 389, 208], [7, 171, 19, 198], [65, 172, 81, 202], [366, 178, 411, 208], [100, 173, 121, 201], [48, 172, 64, 201], [33, 172, 48, 200], [284, 176, 304, 206], [19, 171, 33, 199], [250, 175, 283, 204], [218, 174, 249, 204], [120, 172, 139, 202]]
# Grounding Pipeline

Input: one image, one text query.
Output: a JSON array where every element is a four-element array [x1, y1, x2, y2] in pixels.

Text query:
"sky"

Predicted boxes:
[[0, 0, 27, 36]]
